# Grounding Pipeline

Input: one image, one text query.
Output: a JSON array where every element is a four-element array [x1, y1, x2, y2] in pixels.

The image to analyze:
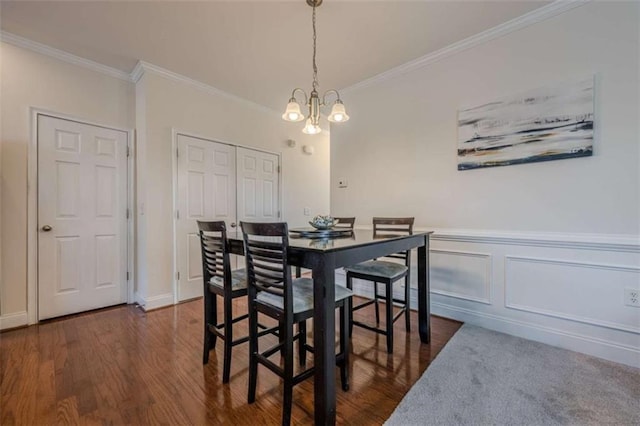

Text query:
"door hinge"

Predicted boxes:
[[126, 146, 130, 157], [126, 208, 130, 219], [176, 271, 180, 280], [277, 165, 281, 173], [176, 210, 180, 219], [126, 271, 130, 280], [278, 210, 281, 218], [176, 148, 179, 158]]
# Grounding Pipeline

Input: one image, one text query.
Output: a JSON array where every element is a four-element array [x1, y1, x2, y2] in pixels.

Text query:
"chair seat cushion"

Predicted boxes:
[[209, 268, 247, 290], [345, 260, 408, 280], [257, 278, 353, 314]]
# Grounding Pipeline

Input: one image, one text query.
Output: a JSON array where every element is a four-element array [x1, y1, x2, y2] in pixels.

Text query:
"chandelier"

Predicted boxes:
[[282, 0, 349, 135]]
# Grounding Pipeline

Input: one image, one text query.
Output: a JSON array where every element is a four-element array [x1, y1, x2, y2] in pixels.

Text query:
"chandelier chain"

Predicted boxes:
[[312, 3, 319, 92]]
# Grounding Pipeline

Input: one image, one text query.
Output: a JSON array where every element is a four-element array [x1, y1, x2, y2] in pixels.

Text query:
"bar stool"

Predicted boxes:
[[345, 217, 414, 353], [198, 220, 277, 383], [241, 221, 353, 426]]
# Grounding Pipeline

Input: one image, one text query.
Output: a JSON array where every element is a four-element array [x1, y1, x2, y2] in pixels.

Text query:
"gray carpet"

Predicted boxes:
[[386, 324, 640, 425]]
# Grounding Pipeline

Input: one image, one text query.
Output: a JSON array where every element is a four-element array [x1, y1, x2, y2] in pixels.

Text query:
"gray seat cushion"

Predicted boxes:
[[345, 260, 407, 280], [257, 278, 353, 314], [209, 268, 247, 290]]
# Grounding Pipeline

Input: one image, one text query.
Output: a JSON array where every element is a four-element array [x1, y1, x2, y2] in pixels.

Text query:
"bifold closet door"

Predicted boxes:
[[176, 134, 237, 301]]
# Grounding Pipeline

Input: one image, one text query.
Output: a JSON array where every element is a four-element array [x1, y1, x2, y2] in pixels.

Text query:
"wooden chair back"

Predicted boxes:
[[240, 221, 293, 314], [198, 220, 232, 291], [334, 217, 356, 229], [372, 217, 414, 264]]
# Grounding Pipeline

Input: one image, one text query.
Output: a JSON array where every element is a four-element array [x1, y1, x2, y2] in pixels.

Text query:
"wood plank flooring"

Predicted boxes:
[[1, 297, 462, 425]]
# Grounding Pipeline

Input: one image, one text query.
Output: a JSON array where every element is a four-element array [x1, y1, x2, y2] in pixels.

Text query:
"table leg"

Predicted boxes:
[[417, 235, 431, 344], [312, 253, 337, 425]]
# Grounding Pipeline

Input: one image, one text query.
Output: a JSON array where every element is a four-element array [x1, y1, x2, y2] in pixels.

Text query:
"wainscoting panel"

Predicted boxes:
[[505, 256, 640, 333], [340, 229, 640, 367], [431, 249, 492, 304]]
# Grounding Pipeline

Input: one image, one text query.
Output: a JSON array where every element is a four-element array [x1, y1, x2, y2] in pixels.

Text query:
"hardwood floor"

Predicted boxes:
[[1, 297, 462, 425]]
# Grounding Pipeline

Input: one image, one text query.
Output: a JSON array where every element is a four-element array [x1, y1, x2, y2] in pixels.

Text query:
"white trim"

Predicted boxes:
[[341, 0, 591, 94], [504, 256, 640, 334], [430, 249, 493, 305], [138, 293, 174, 311], [28, 108, 135, 324], [431, 301, 640, 368], [0, 311, 29, 330], [429, 228, 639, 253], [132, 61, 278, 116], [27, 110, 39, 324], [1, 31, 131, 81], [134, 291, 144, 308], [129, 61, 145, 83], [171, 129, 180, 305], [127, 130, 136, 304]]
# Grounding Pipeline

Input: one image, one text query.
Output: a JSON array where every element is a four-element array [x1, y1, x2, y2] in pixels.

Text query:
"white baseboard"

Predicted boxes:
[[137, 292, 174, 311], [0, 311, 29, 330], [432, 302, 640, 369]]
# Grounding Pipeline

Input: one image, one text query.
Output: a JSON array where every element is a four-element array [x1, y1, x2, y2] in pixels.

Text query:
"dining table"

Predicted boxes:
[[227, 228, 433, 425]]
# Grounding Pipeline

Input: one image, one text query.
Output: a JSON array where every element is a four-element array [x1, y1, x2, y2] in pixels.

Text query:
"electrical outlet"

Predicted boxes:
[[303, 207, 311, 216], [624, 288, 640, 307], [338, 178, 348, 188]]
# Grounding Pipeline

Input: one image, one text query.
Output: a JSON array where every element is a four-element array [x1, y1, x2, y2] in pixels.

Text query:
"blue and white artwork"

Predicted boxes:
[[457, 78, 594, 170]]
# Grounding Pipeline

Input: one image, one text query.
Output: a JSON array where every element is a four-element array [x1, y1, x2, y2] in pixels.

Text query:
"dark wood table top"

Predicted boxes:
[[227, 228, 433, 253]]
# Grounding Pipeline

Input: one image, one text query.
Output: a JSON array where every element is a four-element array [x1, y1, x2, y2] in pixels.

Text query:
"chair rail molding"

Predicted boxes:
[[429, 228, 640, 253]]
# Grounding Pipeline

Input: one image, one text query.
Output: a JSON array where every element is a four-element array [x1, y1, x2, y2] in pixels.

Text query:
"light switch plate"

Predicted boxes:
[[338, 178, 348, 188]]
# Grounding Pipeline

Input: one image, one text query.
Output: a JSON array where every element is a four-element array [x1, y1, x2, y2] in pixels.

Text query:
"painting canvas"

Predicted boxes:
[[457, 78, 594, 170]]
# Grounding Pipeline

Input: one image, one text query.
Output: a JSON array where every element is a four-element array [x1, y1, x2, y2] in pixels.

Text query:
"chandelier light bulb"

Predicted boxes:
[[328, 101, 349, 123], [282, 100, 305, 122], [302, 118, 322, 135]]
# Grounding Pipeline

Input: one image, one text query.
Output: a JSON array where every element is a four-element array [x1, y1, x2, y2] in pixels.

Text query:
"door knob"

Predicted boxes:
[[42, 225, 53, 232], [230, 222, 237, 228]]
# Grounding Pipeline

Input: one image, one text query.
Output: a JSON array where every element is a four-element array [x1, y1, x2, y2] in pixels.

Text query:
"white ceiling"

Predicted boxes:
[[0, 0, 550, 110]]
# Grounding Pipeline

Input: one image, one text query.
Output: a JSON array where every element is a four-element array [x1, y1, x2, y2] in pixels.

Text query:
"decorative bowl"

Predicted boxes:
[[309, 215, 337, 230]]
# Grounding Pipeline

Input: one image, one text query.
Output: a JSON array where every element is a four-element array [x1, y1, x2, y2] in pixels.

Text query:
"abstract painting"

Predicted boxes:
[[457, 78, 594, 170]]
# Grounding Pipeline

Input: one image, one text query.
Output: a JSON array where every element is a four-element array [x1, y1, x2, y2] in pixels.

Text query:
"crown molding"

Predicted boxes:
[[130, 60, 279, 115], [2, 0, 590, 113], [342, 0, 591, 94], [0, 31, 131, 82], [130, 60, 145, 83], [0, 30, 280, 115]]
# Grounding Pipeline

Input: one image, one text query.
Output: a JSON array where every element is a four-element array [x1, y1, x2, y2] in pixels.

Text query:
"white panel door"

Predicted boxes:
[[38, 115, 128, 320], [236, 147, 280, 223], [176, 135, 236, 301]]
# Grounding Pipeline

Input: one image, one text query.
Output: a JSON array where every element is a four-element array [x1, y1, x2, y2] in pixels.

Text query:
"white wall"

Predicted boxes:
[[331, 2, 640, 366], [0, 42, 134, 327], [134, 69, 330, 309], [0, 41, 331, 325]]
